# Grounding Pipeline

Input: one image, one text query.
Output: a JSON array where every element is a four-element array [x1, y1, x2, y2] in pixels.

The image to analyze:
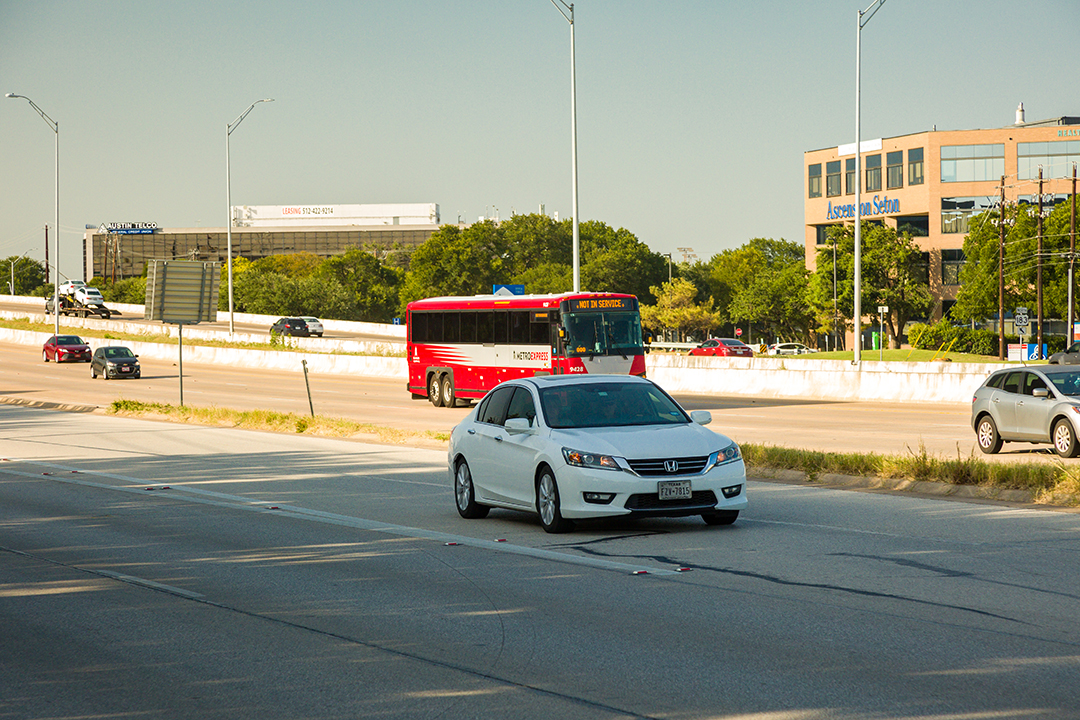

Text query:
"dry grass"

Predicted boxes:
[[740, 441, 1080, 506], [108, 399, 449, 446]]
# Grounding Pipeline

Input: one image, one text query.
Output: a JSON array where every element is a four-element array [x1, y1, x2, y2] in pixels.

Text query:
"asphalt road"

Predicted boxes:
[[1, 298, 399, 342], [0, 339, 1055, 462], [2, 406, 1079, 719]]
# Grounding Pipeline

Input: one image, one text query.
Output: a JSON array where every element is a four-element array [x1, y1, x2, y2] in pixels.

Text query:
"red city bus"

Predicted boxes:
[[407, 291, 647, 407]]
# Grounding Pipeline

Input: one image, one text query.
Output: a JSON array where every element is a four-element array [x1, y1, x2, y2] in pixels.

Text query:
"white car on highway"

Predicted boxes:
[[74, 286, 105, 306], [448, 374, 747, 532]]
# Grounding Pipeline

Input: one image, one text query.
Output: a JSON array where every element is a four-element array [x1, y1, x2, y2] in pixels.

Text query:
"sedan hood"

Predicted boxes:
[[552, 423, 730, 459]]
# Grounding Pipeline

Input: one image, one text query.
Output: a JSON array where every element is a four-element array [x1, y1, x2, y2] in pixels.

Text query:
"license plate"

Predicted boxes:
[[120, 367, 131, 373], [657, 480, 692, 500]]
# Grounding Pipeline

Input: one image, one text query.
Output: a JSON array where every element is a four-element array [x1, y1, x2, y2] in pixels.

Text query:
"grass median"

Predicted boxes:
[[106, 398, 1080, 507]]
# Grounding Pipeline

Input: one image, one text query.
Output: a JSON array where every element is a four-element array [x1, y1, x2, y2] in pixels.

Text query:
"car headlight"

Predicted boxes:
[[706, 442, 742, 470], [562, 447, 622, 471]]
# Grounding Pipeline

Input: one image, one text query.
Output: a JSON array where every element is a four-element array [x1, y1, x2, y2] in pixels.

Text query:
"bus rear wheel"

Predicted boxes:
[[441, 376, 457, 408], [428, 374, 444, 407]]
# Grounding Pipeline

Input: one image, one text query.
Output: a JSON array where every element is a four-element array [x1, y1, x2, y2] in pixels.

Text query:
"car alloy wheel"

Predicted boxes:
[[1053, 419, 1080, 458], [976, 416, 1003, 454], [537, 469, 573, 533], [454, 460, 489, 519]]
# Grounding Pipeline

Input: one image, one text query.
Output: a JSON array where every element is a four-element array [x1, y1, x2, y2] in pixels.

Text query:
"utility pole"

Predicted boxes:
[[998, 176, 1006, 361], [44, 225, 49, 285], [1037, 167, 1044, 356], [1070, 163, 1077, 345]]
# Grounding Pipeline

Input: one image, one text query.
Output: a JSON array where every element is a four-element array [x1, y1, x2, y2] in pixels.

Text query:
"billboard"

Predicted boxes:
[[232, 203, 439, 228]]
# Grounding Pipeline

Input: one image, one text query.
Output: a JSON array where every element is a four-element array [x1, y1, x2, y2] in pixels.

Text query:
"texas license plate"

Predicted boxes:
[[658, 480, 692, 500]]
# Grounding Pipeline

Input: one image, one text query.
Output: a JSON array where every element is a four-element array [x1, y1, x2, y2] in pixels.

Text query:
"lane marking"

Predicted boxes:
[[3, 458, 679, 577]]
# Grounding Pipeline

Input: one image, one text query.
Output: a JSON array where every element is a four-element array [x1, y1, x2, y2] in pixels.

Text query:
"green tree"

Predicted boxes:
[[728, 245, 814, 343], [640, 277, 722, 341], [953, 201, 1076, 331], [398, 221, 511, 311], [810, 222, 933, 348], [317, 247, 403, 322], [4, 256, 47, 296]]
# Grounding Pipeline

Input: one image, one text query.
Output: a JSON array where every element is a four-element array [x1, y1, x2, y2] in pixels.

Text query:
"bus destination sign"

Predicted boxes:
[[567, 297, 635, 312]]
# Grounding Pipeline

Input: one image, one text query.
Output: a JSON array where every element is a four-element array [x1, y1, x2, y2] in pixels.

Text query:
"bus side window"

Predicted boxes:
[[477, 311, 494, 344], [494, 311, 509, 344]]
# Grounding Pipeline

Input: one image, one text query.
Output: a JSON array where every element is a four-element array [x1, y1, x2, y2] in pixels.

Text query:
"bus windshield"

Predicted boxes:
[[563, 310, 644, 358]]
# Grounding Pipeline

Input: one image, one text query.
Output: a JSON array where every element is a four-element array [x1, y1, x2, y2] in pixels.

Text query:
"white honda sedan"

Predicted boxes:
[[448, 375, 747, 533]]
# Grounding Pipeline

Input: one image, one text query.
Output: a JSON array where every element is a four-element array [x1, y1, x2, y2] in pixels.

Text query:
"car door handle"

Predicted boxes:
[[467, 429, 476, 435], [494, 436, 504, 442]]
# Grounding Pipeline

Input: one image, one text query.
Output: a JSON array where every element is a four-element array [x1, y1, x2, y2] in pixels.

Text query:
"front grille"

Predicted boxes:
[[625, 490, 718, 511], [626, 455, 710, 476]]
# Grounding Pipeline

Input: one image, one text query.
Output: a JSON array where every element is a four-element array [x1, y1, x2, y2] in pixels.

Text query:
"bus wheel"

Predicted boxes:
[[441, 376, 457, 408], [428, 374, 444, 407]]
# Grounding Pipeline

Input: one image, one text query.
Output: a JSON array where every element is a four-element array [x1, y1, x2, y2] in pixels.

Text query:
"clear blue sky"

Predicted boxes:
[[2, 0, 1075, 281]]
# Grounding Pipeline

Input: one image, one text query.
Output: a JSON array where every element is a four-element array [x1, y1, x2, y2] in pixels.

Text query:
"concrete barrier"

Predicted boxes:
[[4, 293, 1010, 403]]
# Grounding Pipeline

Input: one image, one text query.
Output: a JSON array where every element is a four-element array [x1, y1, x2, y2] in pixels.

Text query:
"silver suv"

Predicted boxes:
[[971, 366, 1080, 457]]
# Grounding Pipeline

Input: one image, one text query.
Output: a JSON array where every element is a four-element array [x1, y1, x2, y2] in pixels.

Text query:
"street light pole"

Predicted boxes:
[[550, 0, 580, 293], [853, 0, 886, 365], [226, 98, 274, 334], [7, 92, 59, 338]]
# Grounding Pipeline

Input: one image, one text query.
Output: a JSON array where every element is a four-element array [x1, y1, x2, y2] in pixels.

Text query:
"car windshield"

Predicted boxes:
[[104, 347, 134, 359], [1046, 371, 1080, 397], [539, 382, 688, 429], [562, 310, 644, 358], [57, 336, 84, 345], [722, 339, 748, 347]]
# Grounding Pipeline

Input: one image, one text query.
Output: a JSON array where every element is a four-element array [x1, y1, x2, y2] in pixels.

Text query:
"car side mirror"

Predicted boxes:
[[504, 417, 534, 433], [1033, 388, 1049, 398], [690, 410, 712, 426]]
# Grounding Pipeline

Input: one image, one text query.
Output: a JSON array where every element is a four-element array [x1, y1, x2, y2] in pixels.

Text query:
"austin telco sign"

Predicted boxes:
[[100, 222, 157, 235], [826, 195, 900, 220]]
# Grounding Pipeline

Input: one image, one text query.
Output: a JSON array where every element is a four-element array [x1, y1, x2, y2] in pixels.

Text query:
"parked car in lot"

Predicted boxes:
[[90, 346, 141, 379], [971, 365, 1080, 457], [768, 342, 817, 356], [299, 317, 324, 337], [270, 317, 312, 337], [1048, 342, 1080, 365], [448, 374, 747, 533], [42, 335, 91, 363], [688, 337, 754, 357]]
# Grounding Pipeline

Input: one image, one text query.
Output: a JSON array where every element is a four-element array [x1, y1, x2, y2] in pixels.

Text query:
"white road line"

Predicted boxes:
[[5, 458, 679, 577]]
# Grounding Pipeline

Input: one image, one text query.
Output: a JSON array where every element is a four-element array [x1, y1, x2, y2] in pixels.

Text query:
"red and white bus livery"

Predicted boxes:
[[407, 291, 647, 407]]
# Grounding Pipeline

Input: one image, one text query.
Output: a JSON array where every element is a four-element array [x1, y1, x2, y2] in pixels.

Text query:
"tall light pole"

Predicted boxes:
[[7, 92, 59, 338], [853, 0, 886, 364], [550, 0, 580, 293], [226, 98, 274, 334]]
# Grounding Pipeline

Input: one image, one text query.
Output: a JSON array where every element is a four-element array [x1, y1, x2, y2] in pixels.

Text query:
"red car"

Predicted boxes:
[[42, 335, 92, 363], [688, 337, 755, 358]]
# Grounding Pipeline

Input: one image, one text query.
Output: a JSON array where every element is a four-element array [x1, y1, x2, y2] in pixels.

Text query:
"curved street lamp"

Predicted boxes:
[[549, 0, 580, 293], [6, 92, 60, 337], [853, 0, 887, 364], [226, 98, 274, 334]]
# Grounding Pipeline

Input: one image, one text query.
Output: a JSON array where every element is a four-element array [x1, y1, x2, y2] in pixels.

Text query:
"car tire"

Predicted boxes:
[[702, 510, 739, 526], [976, 415, 1003, 454], [454, 460, 490, 519], [537, 469, 573, 533], [91, 365, 97, 379], [428, 374, 444, 407], [43, 350, 49, 362], [441, 376, 457, 408], [1053, 419, 1080, 458], [134, 371, 141, 379]]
